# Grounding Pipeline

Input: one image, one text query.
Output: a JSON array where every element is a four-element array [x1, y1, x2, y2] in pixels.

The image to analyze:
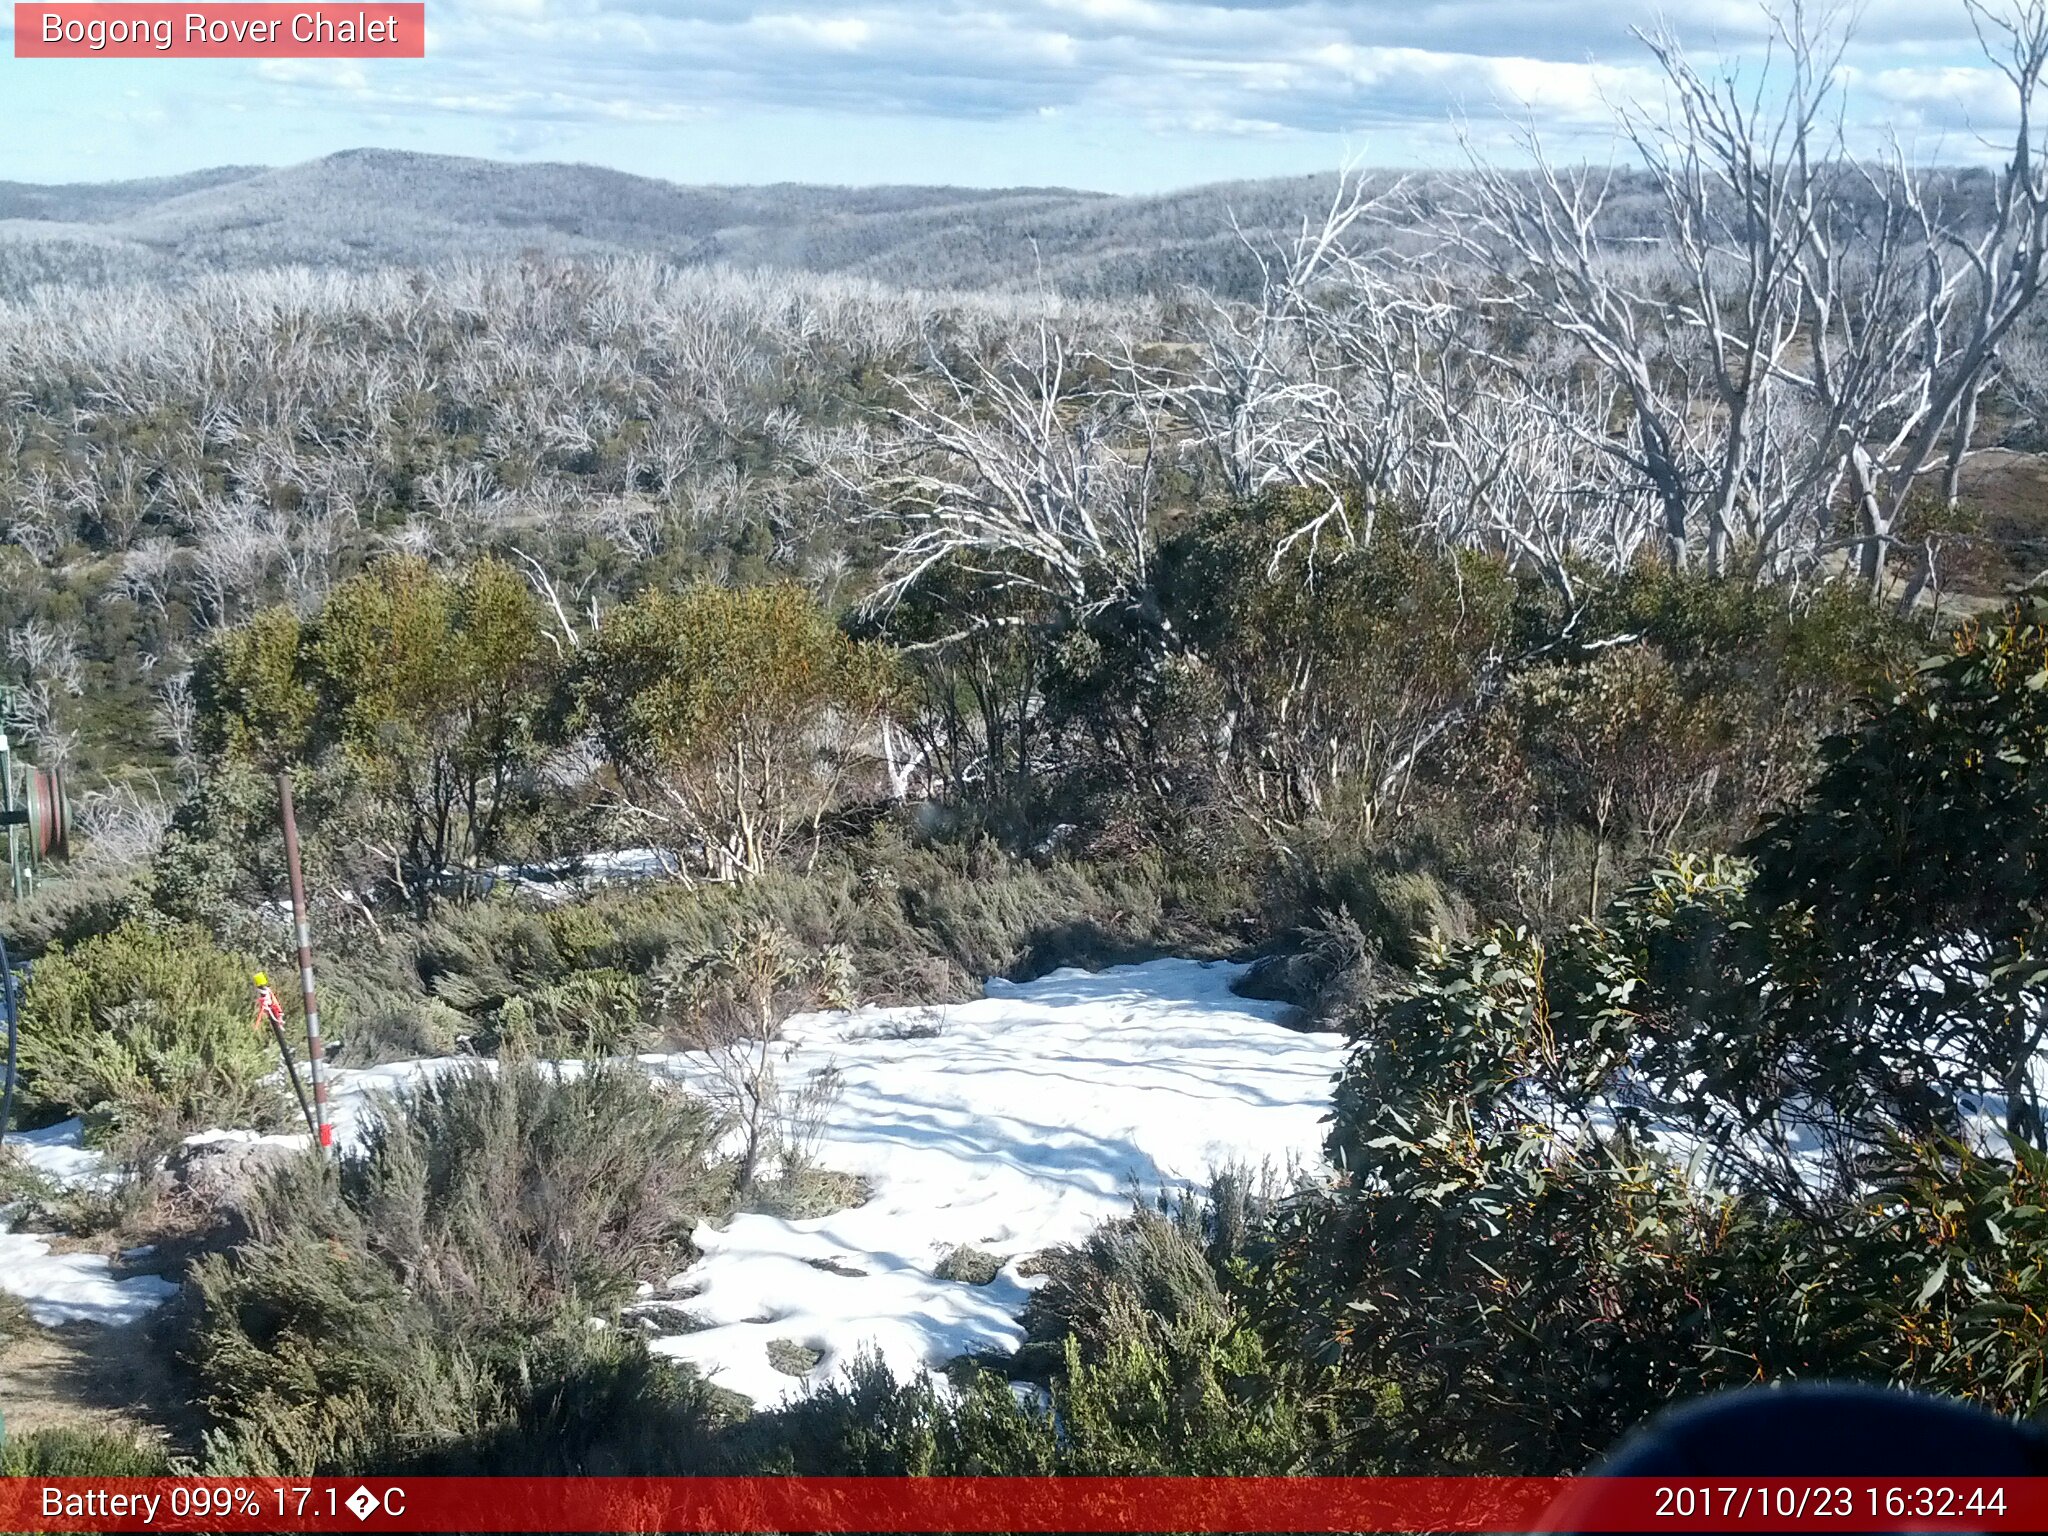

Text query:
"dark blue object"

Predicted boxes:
[[1594, 1383, 2048, 1478], [1544, 1384, 2048, 1535]]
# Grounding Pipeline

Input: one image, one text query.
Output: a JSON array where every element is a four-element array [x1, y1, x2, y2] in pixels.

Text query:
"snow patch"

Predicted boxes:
[[475, 847, 677, 904], [6, 1118, 114, 1190], [167, 959, 1343, 1398], [0, 1229, 178, 1327], [641, 959, 1343, 1407]]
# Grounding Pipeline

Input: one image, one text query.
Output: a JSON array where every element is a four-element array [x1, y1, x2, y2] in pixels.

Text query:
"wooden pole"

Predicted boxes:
[[277, 773, 332, 1152]]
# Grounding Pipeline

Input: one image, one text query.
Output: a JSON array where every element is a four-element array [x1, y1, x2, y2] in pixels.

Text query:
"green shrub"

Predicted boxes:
[[493, 967, 644, 1057], [1020, 1195, 1234, 1373], [752, 1335, 1339, 1476], [1045, 1323, 1338, 1474], [414, 900, 563, 1014], [191, 562, 558, 914], [6, 868, 145, 959], [1147, 493, 1518, 836], [1747, 602, 2048, 1150], [569, 582, 903, 881], [409, 1328, 736, 1475], [360, 824, 1248, 1069], [404, 898, 610, 1055], [0, 1425, 174, 1476], [191, 1061, 732, 1473], [1266, 908, 1797, 1472], [15, 918, 286, 1159], [151, 758, 395, 951]]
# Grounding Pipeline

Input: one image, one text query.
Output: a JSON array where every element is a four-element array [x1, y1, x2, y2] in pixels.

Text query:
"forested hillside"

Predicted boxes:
[[0, 149, 1333, 299], [3, 2, 2048, 1489]]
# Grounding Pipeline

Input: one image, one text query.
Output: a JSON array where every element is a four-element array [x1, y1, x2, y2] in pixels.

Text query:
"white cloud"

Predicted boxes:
[[1, 0, 2018, 187], [355, 0, 1999, 148], [751, 12, 875, 50]]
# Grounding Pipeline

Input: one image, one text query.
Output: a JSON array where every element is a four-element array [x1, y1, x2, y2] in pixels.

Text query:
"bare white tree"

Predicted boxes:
[[152, 669, 198, 768], [1461, 1, 2048, 595], [861, 322, 1160, 617], [115, 536, 183, 619]]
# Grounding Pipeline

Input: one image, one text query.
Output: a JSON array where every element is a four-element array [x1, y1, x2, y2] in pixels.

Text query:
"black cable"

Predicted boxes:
[[267, 1013, 319, 1140], [0, 930, 17, 1158]]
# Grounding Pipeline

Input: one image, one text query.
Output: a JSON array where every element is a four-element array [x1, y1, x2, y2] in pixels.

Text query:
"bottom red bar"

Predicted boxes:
[[5, 1475, 2044, 1532]]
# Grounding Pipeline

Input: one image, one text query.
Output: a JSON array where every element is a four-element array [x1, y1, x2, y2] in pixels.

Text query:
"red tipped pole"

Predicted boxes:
[[277, 773, 332, 1153]]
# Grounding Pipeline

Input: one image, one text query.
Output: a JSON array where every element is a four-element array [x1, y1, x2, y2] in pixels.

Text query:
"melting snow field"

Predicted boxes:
[[0, 1229, 178, 1326], [311, 960, 1346, 1405], [0, 1119, 178, 1326], [0, 958, 1346, 1407], [638, 959, 1344, 1406]]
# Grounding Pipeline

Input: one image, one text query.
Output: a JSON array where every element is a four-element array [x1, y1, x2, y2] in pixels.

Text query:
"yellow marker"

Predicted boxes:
[[252, 971, 269, 987]]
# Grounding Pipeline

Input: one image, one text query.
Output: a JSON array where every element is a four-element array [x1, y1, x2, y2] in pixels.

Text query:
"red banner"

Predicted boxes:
[[13, 4, 425, 58], [1, 1476, 2044, 1532]]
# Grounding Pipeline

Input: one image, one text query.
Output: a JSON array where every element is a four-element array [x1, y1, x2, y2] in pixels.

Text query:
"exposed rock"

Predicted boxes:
[[620, 1299, 707, 1335], [765, 1338, 823, 1377], [163, 1137, 303, 1228], [934, 1245, 1003, 1285], [803, 1255, 866, 1277]]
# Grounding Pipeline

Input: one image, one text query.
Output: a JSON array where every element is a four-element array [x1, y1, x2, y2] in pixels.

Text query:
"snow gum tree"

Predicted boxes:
[[187, 556, 556, 913], [302, 557, 554, 908], [570, 583, 903, 881]]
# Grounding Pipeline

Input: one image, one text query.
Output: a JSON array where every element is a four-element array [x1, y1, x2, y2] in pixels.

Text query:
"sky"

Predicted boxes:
[[0, 0, 2026, 191]]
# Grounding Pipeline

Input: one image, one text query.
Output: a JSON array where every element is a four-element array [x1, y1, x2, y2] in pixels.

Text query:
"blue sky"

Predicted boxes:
[[0, 1, 2020, 190]]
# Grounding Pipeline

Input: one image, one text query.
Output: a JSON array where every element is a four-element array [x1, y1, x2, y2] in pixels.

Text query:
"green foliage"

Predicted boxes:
[[1467, 565, 1920, 923], [755, 1333, 1339, 1476], [1262, 602, 2048, 1468], [191, 1061, 731, 1473], [15, 918, 285, 1159], [1297, 844, 1473, 970], [1748, 601, 2048, 1148], [193, 606, 317, 769], [572, 582, 903, 879], [1557, 561, 1914, 700], [1849, 1135, 2048, 1418], [372, 822, 1236, 1058], [0, 1149, 126, 1236], [149, 761, 290, 941], [494, 966, 644, 1057], [871, 562, 1051, 818], [1155, 491, 1518, 832], [1020, 1192, 1237, 1372], [318, 935, 468, 1065], [0, 1426, 174, 1476], [190, 558, 556, 910], [5, 868, 146, 959], [401, 1326, 737, 1476], [1506, 645, 1717, 913], [1268, 904, 1806, 1471], [313, 556, 555, 898], [1043, 1324, 1337, 1474]]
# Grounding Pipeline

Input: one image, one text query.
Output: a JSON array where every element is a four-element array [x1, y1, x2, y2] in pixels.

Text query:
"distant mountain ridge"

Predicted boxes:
[[0, 148, 1367, 299]]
